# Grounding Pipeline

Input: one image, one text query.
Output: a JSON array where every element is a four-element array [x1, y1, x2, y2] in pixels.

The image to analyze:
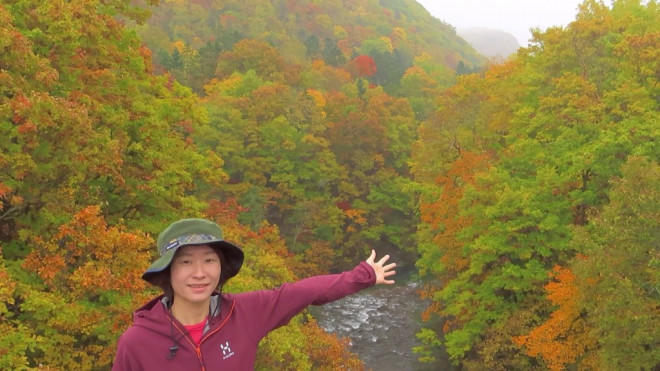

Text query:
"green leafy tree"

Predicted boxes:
[[5, 206, 153, 369], [570, 156, 659, 369], [413, 1, 659, 368], [0, 1, 227, 368]]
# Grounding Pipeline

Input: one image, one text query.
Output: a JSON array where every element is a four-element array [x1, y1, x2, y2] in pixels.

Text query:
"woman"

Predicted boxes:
[[112, 218, 396, 370]]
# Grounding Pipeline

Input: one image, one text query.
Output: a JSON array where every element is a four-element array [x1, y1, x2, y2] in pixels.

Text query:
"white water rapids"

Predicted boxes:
[[309, 267, 453, 370]]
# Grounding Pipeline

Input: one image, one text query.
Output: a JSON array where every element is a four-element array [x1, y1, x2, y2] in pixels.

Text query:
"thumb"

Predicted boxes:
[[366, 249, 376, 264]]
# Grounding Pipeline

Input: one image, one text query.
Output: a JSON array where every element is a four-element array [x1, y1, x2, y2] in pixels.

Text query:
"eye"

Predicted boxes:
[[205, 257, 217, 263], [179, 259, 192, 265]]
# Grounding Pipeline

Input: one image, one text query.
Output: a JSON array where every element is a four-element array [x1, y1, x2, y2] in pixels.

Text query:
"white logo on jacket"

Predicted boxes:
[[221, 341, 235, 360]]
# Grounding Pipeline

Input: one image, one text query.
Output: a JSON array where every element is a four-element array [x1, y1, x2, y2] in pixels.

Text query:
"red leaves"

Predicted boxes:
[[17, 121, 37, 134], [10, 94, 32, 122], [206, 198, 249, 227], [335, 200, 350, 211], [348, 55, 377, 77]]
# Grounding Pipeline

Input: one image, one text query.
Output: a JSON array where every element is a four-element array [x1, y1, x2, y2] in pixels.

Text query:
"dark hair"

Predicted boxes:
[[149, 245, 228, 306]]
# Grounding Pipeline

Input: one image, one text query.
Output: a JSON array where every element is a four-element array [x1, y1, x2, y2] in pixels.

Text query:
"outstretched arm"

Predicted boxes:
[[365, 250, 396, 285], [236, 261, 378, 340], [236, 253, 395, 340]]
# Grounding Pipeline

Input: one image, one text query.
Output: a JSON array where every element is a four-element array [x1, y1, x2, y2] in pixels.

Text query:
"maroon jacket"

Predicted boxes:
[[112, 262, 376, 370]]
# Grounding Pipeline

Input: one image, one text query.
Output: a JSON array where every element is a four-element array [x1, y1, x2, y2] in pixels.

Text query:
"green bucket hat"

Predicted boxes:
[[142, 218, 244, 285]]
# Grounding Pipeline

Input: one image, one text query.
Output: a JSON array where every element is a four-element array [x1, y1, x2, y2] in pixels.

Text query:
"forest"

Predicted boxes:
[[0, 0, 657, 370]]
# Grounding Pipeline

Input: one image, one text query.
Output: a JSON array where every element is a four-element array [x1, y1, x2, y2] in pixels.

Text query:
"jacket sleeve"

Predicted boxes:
[[235, 261, 376, 341]]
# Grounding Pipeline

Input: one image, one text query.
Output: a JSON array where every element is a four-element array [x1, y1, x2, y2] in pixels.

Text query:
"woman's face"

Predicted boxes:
[[170, 244, 221, 307]]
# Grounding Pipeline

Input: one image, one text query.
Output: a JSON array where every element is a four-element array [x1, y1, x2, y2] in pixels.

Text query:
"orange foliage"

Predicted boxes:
[[216, 39, 287, 81], [513, 265, 596, 371], [15, 206, 154, 368], [343, 208, 368, 233], [0, 182, 11, 205], [206, 198, 248, 224], [420, 151, 490, 275], [17, 121, 37, 134], [337, 39, 352, 59], [301, 317, 366, 371], [205, 198, 258, 245], [22, 205, 152, 295], [292, 241, 334, 277]]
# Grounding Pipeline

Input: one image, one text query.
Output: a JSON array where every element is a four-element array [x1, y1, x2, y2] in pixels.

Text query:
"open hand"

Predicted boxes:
[[366, 250, 396, 285]]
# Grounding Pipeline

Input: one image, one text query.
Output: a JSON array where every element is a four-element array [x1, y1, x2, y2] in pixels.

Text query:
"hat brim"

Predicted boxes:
[[142, 240, 244, 285]]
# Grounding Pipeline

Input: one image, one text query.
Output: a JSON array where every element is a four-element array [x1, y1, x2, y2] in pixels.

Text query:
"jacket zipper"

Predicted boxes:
[[171, 321, 205, 370], [171, 299, 236, 370], [199, 299, 235, 344]]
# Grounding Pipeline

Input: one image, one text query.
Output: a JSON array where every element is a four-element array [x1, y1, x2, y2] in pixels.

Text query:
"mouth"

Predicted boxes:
[[188, 284, 209, 290]]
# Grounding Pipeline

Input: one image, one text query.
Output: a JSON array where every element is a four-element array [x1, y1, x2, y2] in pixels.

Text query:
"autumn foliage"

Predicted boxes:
[[412, 1, 659, 369], [513, 265, 596, 370], [1, 0, 658, 370], [348, 55, 378, 77], [3, 207, 153, 369]]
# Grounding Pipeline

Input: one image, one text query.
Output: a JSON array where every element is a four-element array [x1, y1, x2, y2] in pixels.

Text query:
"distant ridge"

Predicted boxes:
[[458, 27, 520, 59]]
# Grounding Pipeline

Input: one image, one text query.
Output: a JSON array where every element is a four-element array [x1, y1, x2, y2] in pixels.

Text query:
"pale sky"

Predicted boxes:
[[415, 0, 584, 46]]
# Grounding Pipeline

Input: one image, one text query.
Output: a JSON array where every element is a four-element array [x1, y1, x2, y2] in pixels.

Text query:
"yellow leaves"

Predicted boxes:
[[614, 32, 660, 85], [314, 14, 333, 34], [306, 88, 326, 110], [203, 75, 241, 98], [8, 193, 23, 207], [402, 65, 425, 79], [333, 25, 348, 40], [380, 36, 393, 52], [391, 27, 407, 43], [301, 134, 329, 149], [172, 40, 185, 53], [413, 52, 433, 65]]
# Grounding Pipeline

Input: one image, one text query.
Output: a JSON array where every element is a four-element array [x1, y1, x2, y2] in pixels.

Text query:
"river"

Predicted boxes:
[[309, 265, 455, 371]]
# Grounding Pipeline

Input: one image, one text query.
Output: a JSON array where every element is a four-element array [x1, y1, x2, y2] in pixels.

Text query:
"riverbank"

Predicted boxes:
[[310, 265, 454, 370]]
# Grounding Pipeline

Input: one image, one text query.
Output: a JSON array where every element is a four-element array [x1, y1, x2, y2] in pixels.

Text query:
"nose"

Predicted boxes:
[[192, 261, 206, 278]]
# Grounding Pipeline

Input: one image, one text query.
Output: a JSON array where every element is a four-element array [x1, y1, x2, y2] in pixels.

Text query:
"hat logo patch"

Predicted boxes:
[[164, 239, 180, 252]]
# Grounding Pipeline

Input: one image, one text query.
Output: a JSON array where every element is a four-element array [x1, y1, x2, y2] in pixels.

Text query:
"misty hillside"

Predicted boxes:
[[133, 0, 487, 94], [458, 27, 520, 58]]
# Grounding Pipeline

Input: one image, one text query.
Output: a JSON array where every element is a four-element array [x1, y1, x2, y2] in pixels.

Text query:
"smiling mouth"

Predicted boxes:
[[189, 284, 208, 289]]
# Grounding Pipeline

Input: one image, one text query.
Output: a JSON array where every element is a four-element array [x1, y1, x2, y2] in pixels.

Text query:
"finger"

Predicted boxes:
[[382, 278, 395, 285], [377, 254, 390, 265], [384, 270, 396, 277], [383, 263, 397, 271], [366, 249, 376, 263]]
